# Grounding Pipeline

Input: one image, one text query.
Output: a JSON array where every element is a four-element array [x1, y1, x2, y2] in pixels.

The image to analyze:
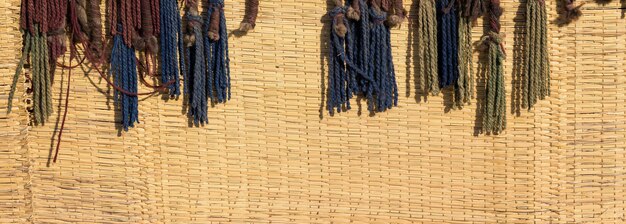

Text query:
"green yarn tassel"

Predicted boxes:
[[481, 32, 506, 134], [9, 26, 52, 124], [522, 0, 550, 109], [456, 14, 473, 109], [417, 0, 439, 95]]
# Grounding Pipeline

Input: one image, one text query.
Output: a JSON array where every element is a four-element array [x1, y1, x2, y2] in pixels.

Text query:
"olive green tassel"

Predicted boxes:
[[8, 26, 52, 124], [455, 14, 473, 109], [481, 32, 506, 134], [522, 0, 550, 109], [417, 0, 439, 95]]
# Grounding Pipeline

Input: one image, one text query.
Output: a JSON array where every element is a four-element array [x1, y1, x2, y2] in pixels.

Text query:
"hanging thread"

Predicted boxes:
[[111, 26, 140, 131], [480, 0, 506, 134], [522, 0, 550, 110]]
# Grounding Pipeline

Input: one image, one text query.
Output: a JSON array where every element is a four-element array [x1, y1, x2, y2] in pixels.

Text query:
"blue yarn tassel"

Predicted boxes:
[[184, 13, 208, 124], [160, 0, 185, 96], [328, 6, 348, 114], [369, 8, 398, 112], [205, 0, 231, 103], [111, 26, 139, 131], [437, 0, 459, 88]]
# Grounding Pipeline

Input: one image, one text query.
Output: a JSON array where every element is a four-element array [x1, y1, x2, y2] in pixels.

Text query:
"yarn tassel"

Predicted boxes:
[[481, 0, 506, 134], [160, 0, 184, 95], [184, 0, 208, 124], [239, 0, 259, 32], [417, 0, 439, 95], [368, 0, 398, 112], [437, 0, 459, 89], [205, 0, 231, 103], [455, 0, 484, 109], [111, 26, 139, 131], [522, 0, 550, 109], [328, 0, 350, 114]]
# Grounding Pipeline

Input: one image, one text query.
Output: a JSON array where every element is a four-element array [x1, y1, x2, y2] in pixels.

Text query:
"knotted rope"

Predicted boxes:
[[481, 0, 506, 134], [522, 0, 550, 110], [437, 0, 460, 89]]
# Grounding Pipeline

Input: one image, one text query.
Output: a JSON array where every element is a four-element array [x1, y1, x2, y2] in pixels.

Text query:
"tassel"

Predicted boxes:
[[205, 0, 231, 103], [86, 0, 104, 57], [369, 0, 398, 112], [239, 0, 259, 32], [455, 0, 484, 109], [160, 0, 185, 95], [481, 0, 506, 134], [522, 0, 550, 109], [416, 0, 439, 95], [184, 0, 208, 124], [328, 0, 351, 114], [437, 0, 459, 89], [111, 26, 140, 131]]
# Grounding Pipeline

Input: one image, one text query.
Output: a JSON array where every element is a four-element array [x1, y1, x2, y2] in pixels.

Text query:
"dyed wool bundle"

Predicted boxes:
[[239, 0, 259, 32], [9, 0, 69, 123], [160, 0, 185, 96], [184, 0, 207, 124], [437, 0, 459, 89], [556, 0, 583, 25], [480, 0, 506, 134], [108, 0, 142, 130], [416, 0, 439, 95], [522, 0, 550, 110], [327, 0, 403, 114], [205, 0, 231, 104], [455, 0, 484, 109]]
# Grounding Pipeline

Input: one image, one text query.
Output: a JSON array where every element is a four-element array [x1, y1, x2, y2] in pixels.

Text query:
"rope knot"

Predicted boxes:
[[369, 9, 387, 24], [330, 7, 348, 37], [184, 14, 203, 46], [480, 31, 506, 57]]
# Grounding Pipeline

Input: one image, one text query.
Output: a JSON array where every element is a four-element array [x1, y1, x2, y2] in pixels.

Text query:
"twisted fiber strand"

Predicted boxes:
[[327, 2, 348, 114], [205, 0, 231, 103], [111, 27, 140, 131], [456, 15, 471, 109], [8, 32, 32, 113], [369, 1, 397, 112], [523, 0, 550, 110], [540, 4, 550, 97], [416, 0, 426, 91], [426, 0, 439, 95], [32, 30, 41, 124]]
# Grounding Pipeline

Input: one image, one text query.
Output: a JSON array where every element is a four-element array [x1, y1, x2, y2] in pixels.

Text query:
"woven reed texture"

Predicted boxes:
[[1, 0, 626, 223]]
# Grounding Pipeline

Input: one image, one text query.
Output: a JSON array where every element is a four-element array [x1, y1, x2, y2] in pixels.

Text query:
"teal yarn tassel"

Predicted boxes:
[[111, 25, 139, 131], [160, 0, 185, 96]]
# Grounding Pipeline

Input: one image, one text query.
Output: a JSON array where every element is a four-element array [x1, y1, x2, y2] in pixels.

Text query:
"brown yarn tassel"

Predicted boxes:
[[87, 0, 104, 57], [239, 0, 259, 32]]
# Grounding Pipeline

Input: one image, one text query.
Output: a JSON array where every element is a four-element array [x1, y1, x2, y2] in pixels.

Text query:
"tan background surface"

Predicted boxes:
[[1, 0, 626, 223]]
